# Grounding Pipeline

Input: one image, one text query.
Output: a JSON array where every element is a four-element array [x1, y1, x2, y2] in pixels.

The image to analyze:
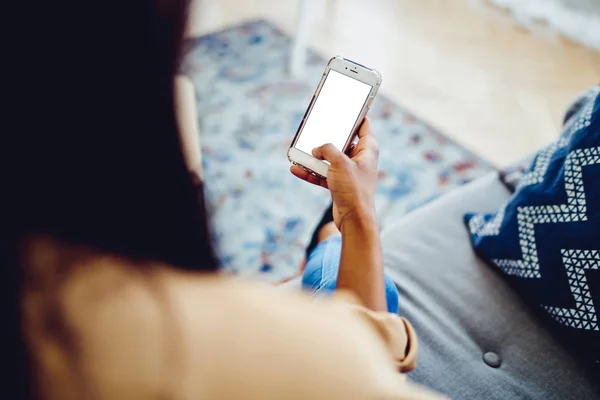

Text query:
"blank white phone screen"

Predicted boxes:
[[295, 69, 371, 156]]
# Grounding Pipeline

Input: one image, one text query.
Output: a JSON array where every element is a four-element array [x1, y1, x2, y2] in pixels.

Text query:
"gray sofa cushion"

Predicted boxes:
[[381, 172, 599, 399]]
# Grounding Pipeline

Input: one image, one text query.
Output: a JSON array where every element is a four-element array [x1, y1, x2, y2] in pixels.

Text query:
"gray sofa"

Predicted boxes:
[[381, 171, 599, 399]]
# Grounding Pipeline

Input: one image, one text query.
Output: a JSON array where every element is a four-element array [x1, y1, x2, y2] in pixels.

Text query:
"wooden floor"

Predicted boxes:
[[188, 0, 600, 167]]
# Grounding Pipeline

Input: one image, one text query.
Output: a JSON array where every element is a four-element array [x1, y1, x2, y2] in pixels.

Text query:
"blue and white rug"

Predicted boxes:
[[181, 20, 493, 281]]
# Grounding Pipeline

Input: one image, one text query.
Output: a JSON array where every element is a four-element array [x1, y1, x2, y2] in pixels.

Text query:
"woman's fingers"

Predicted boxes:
[[312, 143, 346, 166], [348, 141, 360, 158], [348, 118, 377, 159], [350, 134, 379, 162], [356, 117, 372, 139], [363, 135, 379, 158], [290, 165, 328, 188]]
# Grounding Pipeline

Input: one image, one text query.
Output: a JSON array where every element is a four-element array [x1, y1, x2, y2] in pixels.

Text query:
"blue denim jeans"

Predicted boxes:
[[301, 235, 399, 314]]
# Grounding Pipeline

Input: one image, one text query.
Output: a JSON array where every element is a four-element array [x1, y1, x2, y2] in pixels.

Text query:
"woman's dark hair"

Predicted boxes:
[[8, 1, 218, 398]]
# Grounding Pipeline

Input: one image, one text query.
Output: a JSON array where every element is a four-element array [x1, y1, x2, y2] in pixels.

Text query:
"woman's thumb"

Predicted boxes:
[[312, 143, 345, 164]]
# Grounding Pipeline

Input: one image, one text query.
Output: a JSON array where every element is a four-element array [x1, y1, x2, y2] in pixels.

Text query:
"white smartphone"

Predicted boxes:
[[288, 56, 382, 179]]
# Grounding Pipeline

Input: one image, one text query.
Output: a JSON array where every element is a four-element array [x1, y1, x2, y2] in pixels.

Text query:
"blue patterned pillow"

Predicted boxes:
[[465, 87, 600, 369]]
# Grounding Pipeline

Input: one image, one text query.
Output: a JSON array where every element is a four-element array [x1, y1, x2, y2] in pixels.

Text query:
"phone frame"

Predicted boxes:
[[288, 56, 382, 179]]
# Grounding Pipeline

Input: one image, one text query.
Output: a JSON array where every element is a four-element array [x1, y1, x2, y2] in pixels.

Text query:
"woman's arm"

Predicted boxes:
[[338, 208, 386, 311], [291, 118, 387, 311]]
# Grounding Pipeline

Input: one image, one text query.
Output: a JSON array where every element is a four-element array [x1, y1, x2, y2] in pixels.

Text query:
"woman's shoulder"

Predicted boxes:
[[22, 237, 174, 398]]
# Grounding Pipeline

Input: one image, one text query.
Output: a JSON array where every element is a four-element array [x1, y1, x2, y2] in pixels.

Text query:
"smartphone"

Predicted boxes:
[[288, 56, 382, 179]]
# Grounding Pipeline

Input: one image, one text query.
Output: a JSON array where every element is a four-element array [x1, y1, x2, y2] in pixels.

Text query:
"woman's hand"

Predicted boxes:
[[291, 118, 386, 311], [290, 118, 379, 230]]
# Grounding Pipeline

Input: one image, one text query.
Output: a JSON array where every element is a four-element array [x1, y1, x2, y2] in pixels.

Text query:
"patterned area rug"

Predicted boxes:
[[181, 20, 493, 281]]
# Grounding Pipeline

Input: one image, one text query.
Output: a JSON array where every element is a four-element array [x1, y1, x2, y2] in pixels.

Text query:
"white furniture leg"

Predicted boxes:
[[188, 0, 216, 36], [290, 0, 313, 77]]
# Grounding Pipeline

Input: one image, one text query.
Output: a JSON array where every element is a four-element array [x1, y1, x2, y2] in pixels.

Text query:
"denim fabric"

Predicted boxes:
[[302, 235, 399, 314]]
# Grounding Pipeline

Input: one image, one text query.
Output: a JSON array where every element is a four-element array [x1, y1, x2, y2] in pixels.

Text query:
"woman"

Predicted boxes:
[[7, 1, 443, 399]]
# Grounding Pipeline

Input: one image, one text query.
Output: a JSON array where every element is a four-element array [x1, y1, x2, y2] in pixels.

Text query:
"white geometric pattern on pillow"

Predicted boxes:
[[467, 88, 600, 356], [566, 88, 598, 133], [543, 250, 600, 331], [468, 87, 599, 239], [469, 147, 600, 332], [468, 137, 570, 237], [491, 147, 600, 279]]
